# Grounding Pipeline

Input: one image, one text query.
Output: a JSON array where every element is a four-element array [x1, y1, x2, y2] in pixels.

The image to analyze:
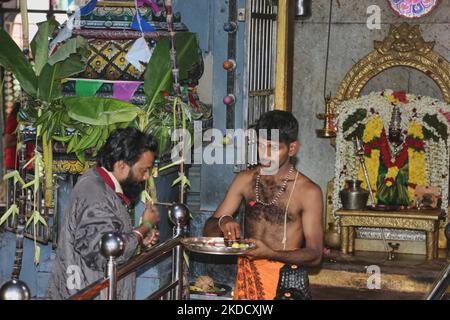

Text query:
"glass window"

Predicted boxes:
[[10, 12, 69, 48], [26, 0, 49, 11]]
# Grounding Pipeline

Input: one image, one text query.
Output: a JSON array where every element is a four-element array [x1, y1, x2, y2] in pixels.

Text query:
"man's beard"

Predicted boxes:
[[120, 171, 145, 207]]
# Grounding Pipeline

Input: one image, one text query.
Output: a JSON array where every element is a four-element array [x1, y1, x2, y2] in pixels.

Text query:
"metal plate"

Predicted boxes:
[[181, 237, 255, 256], [387, 0, 441, 19]]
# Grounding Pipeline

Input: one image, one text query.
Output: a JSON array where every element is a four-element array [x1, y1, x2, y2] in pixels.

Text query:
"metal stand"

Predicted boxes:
[[100, 233, 124, 300], [169, 203, 189, 300]]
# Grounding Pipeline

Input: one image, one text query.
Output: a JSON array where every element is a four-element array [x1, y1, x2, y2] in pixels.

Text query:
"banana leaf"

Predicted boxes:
[[38, 54, 87, 102], [152, 125, 171, 155], [144, 33, 201, 109], [0, 29, 37, 97], [64, 96, 143, 126], [30, 19, 59, 76], [47, 36, 88, 66]]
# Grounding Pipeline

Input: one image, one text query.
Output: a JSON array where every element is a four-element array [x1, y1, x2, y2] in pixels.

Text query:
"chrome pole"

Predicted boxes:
[[168, 203, 190, 300], [100, 233, 124, 300], [106, 257, 117, 300]]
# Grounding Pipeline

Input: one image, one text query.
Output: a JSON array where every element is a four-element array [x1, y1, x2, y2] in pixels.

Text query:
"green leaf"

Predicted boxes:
[[26, 213, 33, 228], [0, 204, 19, 226], [344, 124, 365, 141], [342, 108, 367, 133], [38, 214, 47, 227], [64, 96, 142, 126], [23, 154, 37, 169], [34, 245, 41, 265], [144, 33, 201, 110], [181, 175, 191, 189], [3, 170, 25, 186], [423, 126, 439, 142], [38, 63, 63, 102], [159, 159, 183, 172], [75, 150, 86, 164], [30, 18, 60, 76], [172, 175, 183, 187], [54, 54, 87, 79], [37, 54, 86, 102], [423, 114, 448, 140], [52, 135, 72, 142], [0, 29, 38, 96], [47, 36, 87, 66], [140, 190, 152, 204], [150, 125, 171, 155], [22, 179, 36, 189], [171, 174, 191, 189]]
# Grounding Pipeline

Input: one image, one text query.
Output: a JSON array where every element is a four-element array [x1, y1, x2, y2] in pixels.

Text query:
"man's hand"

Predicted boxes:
[[220, 217, 241, 241], [244, 238, 274, 260], [143, 229, 160, 248], [142, 201, 160, 226]]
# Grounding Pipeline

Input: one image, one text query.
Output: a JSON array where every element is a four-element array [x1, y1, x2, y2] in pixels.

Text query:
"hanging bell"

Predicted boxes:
[[295, 0, 312, 19]]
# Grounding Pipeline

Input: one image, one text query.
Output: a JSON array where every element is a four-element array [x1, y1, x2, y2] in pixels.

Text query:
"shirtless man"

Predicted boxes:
[[204, 110, 323, 300]]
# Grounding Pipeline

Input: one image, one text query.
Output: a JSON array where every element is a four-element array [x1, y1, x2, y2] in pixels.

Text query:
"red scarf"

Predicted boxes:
[[96, 165, 131, 207]]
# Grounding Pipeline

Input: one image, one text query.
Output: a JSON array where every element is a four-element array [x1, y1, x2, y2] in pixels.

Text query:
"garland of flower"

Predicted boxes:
[[333, 90, 450, 224]]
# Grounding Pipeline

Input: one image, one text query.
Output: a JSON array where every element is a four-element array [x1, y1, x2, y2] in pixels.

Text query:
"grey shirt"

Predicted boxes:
[[47, 168, 138, 300]]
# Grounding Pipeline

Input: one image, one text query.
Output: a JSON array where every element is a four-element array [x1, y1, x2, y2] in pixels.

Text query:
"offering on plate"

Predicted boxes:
[[181, 237, 255, 255]]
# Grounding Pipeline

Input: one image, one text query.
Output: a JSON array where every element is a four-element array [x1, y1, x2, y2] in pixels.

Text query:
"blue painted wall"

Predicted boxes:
[[175, 0, 246, 212]]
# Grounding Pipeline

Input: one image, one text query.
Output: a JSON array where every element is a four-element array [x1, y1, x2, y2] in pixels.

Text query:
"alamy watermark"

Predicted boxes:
[[366, 265, 381, 290], [367, 5, 381, 30], [66, 265, 82, 291], [170, 122, 281, 175]]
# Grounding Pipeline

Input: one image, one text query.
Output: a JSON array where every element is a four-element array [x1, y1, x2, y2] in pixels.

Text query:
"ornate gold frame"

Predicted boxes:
[[317, 23, 450, 137]]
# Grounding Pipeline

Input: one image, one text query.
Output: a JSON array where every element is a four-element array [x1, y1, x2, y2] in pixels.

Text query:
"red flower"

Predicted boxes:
[[405, 137, 425, 150], [364, 144, 372, 155], [379, 129, 409, 169], [384, 177, 395, 187], [249, 201, 256, 207], [393, 91, 408, 103], [408, 183, 417, 189]]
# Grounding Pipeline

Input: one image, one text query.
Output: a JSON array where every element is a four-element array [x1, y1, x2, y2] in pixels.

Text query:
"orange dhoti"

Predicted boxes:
[[233, 257, 284, 300]]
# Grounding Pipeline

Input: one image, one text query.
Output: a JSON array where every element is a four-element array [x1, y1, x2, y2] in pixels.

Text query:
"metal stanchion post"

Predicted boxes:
[[100, 233, 125, 300], [168, 203, 190, 300]]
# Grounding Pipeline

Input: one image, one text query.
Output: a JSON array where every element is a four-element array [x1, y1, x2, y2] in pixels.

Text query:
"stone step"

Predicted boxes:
[[310, 285, 448, 300], [309, 250, 449, 294]]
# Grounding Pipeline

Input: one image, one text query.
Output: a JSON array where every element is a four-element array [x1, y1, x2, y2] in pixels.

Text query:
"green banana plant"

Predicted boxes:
[[143, 32, 202, 156]]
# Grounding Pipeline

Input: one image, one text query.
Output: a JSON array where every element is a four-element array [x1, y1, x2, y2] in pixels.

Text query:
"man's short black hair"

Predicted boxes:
[[97, 127, 158, 171], [255, 110, 299, 145]]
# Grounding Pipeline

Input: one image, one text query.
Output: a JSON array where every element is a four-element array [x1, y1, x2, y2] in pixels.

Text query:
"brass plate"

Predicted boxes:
[[182, 237, 255, 256]]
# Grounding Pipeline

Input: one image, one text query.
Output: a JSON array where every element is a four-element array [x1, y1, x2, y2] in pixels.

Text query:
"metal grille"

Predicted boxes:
[[244, 0, 277, 129], [241, 0, 277, 168]]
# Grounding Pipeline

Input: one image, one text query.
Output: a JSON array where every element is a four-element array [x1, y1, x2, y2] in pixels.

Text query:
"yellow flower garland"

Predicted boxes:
[[407, 121, 427, 203], [386, 94, 400, 105], [363, 116, 384, 143], [385, 166, 400, 187], [408, 121, 424, 139], [408, 148, 427, 202], [357, 118, 428, 204]]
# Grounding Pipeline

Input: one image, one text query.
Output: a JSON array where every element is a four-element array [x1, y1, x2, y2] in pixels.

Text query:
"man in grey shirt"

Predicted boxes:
[[48, 128, 160, 299]]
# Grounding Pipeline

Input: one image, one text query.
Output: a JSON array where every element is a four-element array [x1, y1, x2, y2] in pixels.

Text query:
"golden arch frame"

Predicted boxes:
[[317, 23, 450, 138]]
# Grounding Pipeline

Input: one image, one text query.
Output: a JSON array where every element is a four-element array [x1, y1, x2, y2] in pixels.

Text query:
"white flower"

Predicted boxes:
[[333, 90, 450, 223]]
